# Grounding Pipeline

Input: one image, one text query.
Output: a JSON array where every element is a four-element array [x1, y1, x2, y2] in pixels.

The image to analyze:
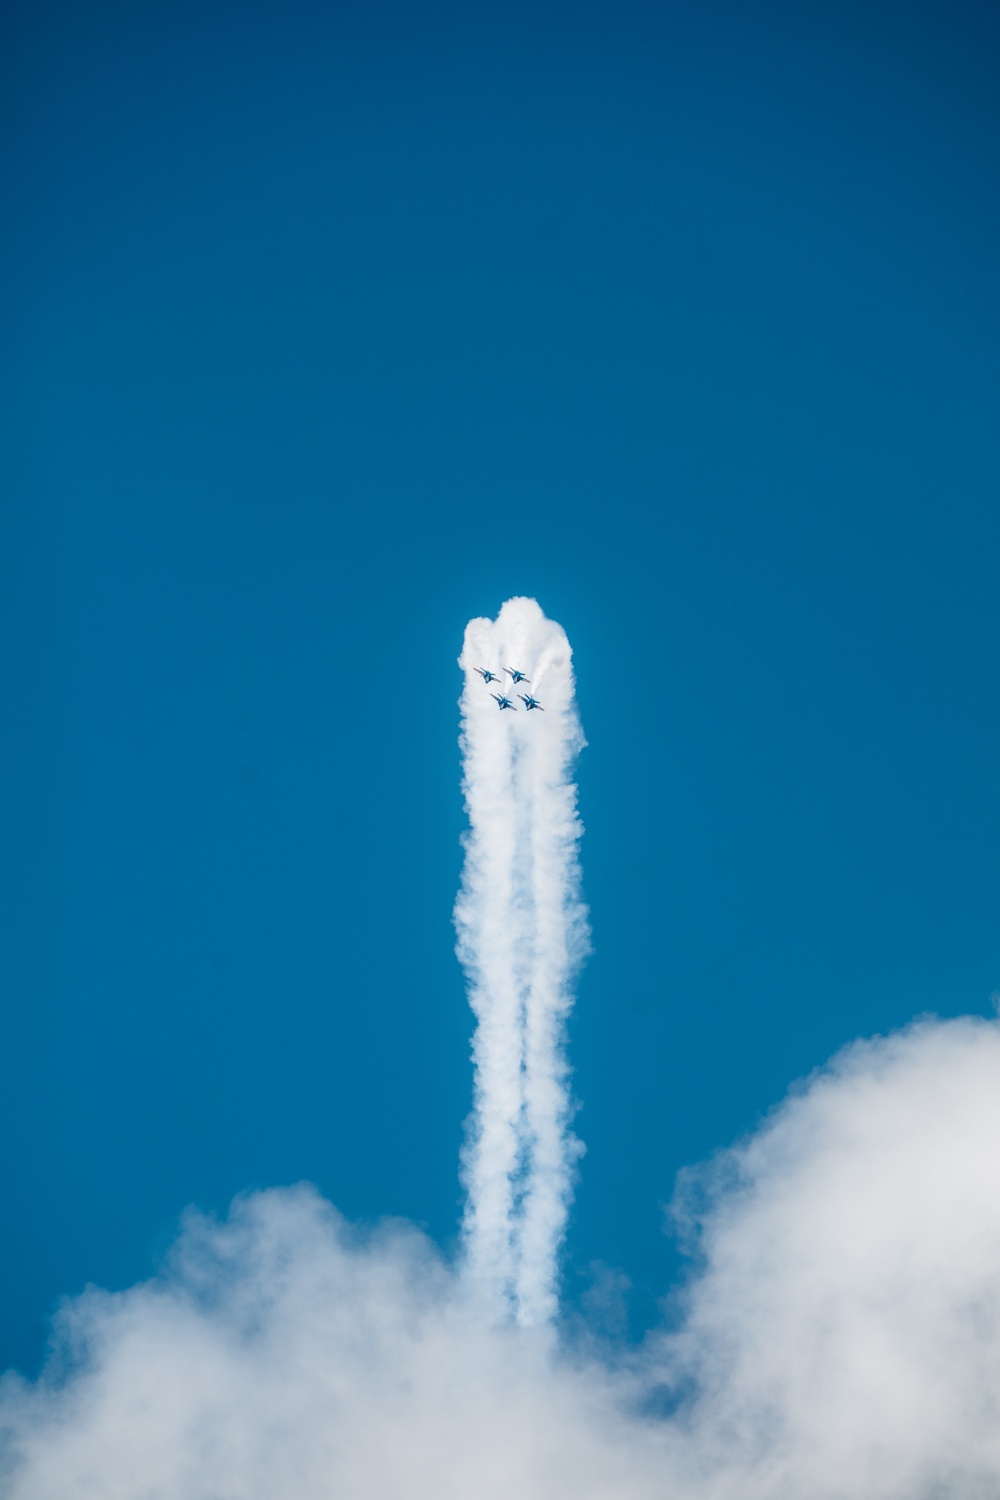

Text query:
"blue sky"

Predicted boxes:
[[4, 0, 1000, 1373]]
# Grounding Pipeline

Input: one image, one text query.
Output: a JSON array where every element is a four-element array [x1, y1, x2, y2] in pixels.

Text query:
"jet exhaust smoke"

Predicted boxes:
[[455, 597, 589, 1326], [5, 583, 1000, 1494]]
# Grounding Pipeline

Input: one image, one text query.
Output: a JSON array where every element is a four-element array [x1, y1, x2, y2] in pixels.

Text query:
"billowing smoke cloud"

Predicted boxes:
[[455, 598, 588, 1327], [5, 599, 1000, 1494], [648, 1015, 1000, 1498], [5, 1017, 1000, 1498]]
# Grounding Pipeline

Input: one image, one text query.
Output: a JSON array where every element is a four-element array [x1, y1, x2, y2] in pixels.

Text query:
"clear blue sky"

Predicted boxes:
[[4, 0, 999, 1371]]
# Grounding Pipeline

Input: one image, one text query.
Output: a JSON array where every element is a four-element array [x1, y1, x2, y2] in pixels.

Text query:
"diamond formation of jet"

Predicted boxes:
[[474, 666, 543, 714]]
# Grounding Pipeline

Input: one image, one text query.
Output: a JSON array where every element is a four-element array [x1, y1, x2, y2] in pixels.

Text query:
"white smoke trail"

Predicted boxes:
[[455, 597, 588, 1326]]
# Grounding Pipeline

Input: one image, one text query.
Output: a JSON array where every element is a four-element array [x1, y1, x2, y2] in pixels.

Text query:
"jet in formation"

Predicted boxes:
[[475, 666, 544, 713]]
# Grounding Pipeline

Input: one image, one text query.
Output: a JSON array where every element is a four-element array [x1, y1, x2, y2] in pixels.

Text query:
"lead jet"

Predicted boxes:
[[474, 667, 502, 684], [490, 693, 517, 711], [504, 668, 530, 684], [518, 693, 544, 711]]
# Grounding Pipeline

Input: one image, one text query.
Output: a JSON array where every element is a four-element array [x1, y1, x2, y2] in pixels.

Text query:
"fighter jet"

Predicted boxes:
[[490, 693, 517, 711], [518, 693, 544, 711], [504, 668, 530, 684], [474, 667, 502, 684]]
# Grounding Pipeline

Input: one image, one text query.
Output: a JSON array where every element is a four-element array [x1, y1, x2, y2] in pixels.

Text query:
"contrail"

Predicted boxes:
[[455, 597, 588, 1326]]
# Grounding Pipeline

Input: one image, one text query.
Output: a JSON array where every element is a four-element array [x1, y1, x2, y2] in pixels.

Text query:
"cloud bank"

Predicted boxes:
[[5, 1016, 1000, 1499]]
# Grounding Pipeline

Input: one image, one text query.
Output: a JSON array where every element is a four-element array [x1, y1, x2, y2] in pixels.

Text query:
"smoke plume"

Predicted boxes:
[[455, 598, 588, 1326], [4, 599, 1000, 1497], [5, 1020, 1000, 1497]]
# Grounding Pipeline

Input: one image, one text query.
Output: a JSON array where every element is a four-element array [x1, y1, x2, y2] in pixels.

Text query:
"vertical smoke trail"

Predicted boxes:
[[455, 597, 588, 1326]]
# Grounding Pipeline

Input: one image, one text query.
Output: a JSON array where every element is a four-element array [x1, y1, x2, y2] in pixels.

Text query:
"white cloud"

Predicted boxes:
[[5, 1016, 1000, 1498]]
